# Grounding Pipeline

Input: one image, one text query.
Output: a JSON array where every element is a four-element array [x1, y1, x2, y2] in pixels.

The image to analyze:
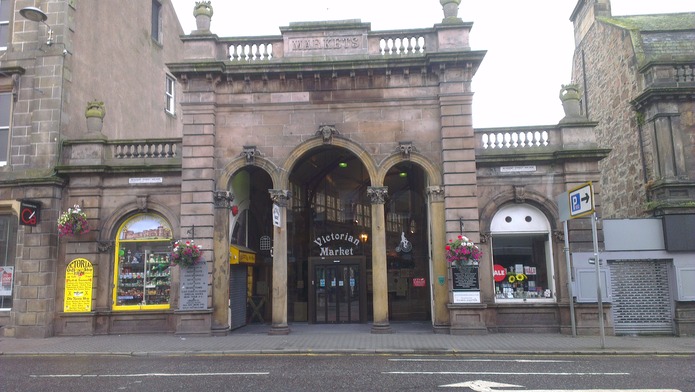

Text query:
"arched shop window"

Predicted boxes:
[[113, 213, 173, 311], [490, 204, 556, 302]]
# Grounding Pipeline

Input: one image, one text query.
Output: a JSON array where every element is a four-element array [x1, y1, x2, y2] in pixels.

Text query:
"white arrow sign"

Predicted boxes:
[[439, 379, 680, 392]]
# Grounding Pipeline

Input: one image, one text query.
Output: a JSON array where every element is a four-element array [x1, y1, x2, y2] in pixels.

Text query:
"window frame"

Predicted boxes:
[[165, 74, 175, 115], [0, 91, 12, 167], [151, 0, 162, 44], [0, 212, 18, 310], [0, 0, 11, 51]]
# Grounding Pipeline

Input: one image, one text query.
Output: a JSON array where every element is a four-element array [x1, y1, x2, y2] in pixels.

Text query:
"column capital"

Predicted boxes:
[[269, 189, 291, 207], [213, 190, 234, 209], [367, 186, 388, 205], [426, 185, 445, 202]]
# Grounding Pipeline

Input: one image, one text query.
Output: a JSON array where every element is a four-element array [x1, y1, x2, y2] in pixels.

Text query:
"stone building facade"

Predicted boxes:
[[1, 0, 691, 338], [569, 0, 695, 335]]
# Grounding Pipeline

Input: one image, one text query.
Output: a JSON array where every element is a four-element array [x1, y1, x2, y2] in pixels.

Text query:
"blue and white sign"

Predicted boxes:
[[568, 182, 594, 219]]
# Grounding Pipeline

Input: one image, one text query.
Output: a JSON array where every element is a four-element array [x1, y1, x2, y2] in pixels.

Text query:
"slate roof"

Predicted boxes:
[[598, 13, 695, 64]]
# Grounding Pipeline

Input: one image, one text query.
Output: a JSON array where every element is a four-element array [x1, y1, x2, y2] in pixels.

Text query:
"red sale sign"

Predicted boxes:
[[493, 264, 507, 282], [412, 278, 426, 287]]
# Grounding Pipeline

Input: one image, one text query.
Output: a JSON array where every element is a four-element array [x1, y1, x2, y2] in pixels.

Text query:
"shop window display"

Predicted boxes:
[[492, 234, 554, 300], [113, 214, 173, 310]]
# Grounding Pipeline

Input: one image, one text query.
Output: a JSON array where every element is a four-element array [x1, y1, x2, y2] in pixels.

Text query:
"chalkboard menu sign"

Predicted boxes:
[[452, 265, 479, 291], [179, 262, 208, 310]]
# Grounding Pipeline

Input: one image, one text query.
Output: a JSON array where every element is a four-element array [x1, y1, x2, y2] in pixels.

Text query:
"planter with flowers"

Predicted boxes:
[[58, 204, 90, 237], [445, 235, 482, 269], [170, 240, 204, 268]]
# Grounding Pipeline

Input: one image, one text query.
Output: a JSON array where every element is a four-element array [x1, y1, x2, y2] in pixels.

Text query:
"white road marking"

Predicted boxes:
[[389, 358, 573, 363], [385, 371, 629, 376], [30, 372, 269, 378], [438, 379, 681, 391]]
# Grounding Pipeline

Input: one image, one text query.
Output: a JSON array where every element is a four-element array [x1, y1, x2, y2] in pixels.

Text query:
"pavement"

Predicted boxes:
[[1, 322, 693, 357]]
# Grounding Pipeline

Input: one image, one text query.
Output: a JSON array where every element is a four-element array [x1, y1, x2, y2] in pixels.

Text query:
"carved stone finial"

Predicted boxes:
[[440, 0, 462, 23], [317, 125, 338, 144], [193, 1, 213, 32], [85, 100, 105, 133], [367, 186, 388, 205], [269, 189, 291, 207], [559, 84, 584, 121]]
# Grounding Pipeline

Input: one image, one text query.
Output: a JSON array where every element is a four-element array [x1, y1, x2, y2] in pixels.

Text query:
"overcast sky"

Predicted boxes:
[[170, 0, 692, 128]]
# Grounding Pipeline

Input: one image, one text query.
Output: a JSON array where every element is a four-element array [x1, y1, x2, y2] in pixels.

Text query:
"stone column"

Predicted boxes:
[[268, 189, 290, 335], [211, 190, 233, 336], [427, 186, 450, 332], [368, 186, 391, 333]]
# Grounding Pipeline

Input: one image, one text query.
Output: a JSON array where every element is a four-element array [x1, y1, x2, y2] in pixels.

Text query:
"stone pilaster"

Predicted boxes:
[[268, 189, 290, 335], [367, 186, 391, 333], [427, 185, 450, 332], [211, 190, 233, 335]]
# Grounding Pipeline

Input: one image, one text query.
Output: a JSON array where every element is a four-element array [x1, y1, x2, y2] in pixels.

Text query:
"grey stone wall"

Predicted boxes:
[[572, 21, 648, 219]]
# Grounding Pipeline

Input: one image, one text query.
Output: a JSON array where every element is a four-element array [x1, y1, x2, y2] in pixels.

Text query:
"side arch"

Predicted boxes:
[[376, 151, 442, 186], [217, 156, 280, 191]]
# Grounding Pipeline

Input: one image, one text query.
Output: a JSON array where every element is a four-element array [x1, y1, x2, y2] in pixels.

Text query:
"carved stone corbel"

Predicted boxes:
[[241, 145, 259, 164], [317, 125, 338, 144], [367, 186, 388, 205], [269, 189, 291, 207], [513, 185, 526, 204], [426, 185, 445, 203], [214, 190, 234, 209], [397, 141, 415, 160], [136, 195, 148, 212]]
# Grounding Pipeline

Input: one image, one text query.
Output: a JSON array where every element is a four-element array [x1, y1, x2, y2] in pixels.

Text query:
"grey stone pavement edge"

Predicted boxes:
[[1, 322, 693, 357]]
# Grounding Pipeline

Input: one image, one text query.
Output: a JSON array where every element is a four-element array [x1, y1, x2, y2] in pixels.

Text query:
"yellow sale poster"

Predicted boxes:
[[64, 258, 94, 313]]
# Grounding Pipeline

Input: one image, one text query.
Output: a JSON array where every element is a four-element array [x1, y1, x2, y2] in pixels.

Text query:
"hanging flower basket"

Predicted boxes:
[[170, 240, 204, 267], [57, 204, 90, 237], [445, 235, 482, 269]]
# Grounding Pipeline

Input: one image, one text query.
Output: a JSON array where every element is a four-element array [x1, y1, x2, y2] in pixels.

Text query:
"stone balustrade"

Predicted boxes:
[[110, 140, 180, 159], [477, 128, 556, 150]]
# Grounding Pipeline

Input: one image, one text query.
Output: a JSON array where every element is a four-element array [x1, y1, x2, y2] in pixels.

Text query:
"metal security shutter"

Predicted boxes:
[[229, 265, 247, 330], [609, 260, 674, 335]]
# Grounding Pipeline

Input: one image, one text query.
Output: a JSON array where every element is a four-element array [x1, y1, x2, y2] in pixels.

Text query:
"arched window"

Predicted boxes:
[[490, 204, 556, 302], [113, 213, 173, 311]]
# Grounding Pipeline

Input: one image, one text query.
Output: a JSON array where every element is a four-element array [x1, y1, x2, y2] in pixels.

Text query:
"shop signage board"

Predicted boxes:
[[19, 200, 41, 226], [272, 204, 281, 227], [179, 262, 208, 311], [452, 265, 480, 303], [64, 258, 93, 312]]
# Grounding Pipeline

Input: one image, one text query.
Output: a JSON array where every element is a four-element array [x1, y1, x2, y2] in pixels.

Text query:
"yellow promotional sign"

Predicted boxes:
[[64, 258, 94, 313], [230, 245, 256, 265]]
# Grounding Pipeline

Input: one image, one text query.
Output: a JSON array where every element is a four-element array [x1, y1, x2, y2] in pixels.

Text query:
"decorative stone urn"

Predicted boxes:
[[559, 84, 582, 118], [440, 0, 461, 21], [193, 1, 213, 32], [85, 100, 105, 133]]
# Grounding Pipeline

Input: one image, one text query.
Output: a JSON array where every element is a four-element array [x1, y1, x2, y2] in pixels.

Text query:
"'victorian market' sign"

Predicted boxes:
[[313, 232, 361, 256]]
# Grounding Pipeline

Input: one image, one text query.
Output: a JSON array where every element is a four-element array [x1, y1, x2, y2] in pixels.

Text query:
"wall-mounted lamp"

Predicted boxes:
[[19, 7, 53, 46], [359, 233, 368, 243]]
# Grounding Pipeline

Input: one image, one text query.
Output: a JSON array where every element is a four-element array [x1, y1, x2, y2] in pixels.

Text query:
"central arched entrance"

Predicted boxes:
[[287, 146, 431, 324]]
